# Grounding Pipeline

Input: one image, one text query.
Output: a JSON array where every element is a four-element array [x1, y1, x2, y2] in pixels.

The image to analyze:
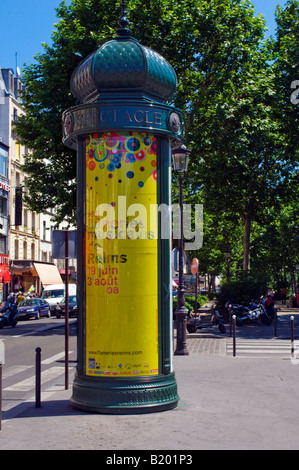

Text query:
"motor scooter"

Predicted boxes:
[[187, 306, 226, 334], [0, 303, 19, 328]]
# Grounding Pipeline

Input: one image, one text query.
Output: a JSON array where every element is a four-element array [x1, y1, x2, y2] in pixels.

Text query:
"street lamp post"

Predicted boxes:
[[172, 145, 191, 356]]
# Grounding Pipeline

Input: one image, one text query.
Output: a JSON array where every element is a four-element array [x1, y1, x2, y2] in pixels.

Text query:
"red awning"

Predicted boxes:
[[3, 270, 11, 283], [0, 269, 11, 284]]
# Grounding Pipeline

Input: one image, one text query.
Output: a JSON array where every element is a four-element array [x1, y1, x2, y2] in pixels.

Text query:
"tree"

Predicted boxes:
[[15, 0, 271, 229], [248, 0, 299, 290], [15, 0, 298, 290], [15, 0, 121, 225], [272, 0, 299, 159], [251, 200, 299, 294]]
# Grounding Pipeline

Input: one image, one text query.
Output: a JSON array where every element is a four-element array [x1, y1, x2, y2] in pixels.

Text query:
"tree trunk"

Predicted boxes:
[[243, 216, 251, 271], [290, 267, 296, 295]]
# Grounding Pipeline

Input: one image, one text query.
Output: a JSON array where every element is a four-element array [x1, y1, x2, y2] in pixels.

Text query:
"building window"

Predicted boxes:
[[31, 243, 35, 260], [15, 172, 20, 188], [0, 235, 6, 254], [0, 154, 8, 178], [23, 209, 27, 229], [23, 241, 27, 259], [10, 72, 14, 92], [0, 198, 7, 217], [15, 140, 21, 161], [15, 239, 19, 260], [0, 145, 8, 179]]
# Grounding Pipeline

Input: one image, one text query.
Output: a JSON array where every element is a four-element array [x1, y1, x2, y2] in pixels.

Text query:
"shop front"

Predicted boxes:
[[10, 260, 63, 295], [0, 254, 10, 302]]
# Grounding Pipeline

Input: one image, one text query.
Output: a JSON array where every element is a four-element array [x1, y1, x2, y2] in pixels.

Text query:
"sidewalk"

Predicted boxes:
[[1, 301, 299, 450], [1, 352, 299, 450]]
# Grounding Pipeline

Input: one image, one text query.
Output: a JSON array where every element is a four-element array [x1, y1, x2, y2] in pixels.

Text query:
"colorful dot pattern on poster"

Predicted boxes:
[[85, 132, 157, 196]]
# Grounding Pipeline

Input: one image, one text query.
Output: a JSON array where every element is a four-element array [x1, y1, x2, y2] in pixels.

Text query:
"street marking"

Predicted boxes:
[[11, 319, 77, 338], [226, 339, 292, 357], [41, 351, 73, 364], [2, 370, 75, 422], [3, 366, 64, 391], [2, 351, 73, 380], [3, 365, 33, 379]]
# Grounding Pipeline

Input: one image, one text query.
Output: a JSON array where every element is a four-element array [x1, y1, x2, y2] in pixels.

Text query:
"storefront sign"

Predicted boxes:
[[63, 103, 184, 147], [0, 255, 9, 265], [0, 181, 10, 192]]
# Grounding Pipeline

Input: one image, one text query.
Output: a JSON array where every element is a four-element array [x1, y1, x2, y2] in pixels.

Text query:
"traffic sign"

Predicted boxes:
[[172, 248, 186, 272], [52, 230, 77, 259], [191, 258, 198, 274]]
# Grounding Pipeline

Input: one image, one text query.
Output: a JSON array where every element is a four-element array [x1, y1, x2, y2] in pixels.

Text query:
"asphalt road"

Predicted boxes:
[[0, 316, 77, 419]]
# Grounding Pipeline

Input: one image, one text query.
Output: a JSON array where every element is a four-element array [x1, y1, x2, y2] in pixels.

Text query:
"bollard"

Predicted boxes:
[[232, 315, 236, 357], [274, 306, 277, 338], [291, 316, 294, 356], [35, 347, 41, 408]]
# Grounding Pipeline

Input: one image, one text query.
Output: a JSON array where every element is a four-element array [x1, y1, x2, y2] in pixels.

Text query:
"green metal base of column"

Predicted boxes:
[[71, 372, 179, 414]]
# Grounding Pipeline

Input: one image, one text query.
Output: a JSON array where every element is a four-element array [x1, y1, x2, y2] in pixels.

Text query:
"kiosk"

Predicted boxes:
[[62, 4, 185, 413]]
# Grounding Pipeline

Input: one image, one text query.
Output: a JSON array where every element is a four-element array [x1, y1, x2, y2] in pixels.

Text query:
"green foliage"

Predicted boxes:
[[13, 0, 299, 287], [173, 294, 208, 316], [217, 270, 270, 308], [15, 0, 271, 225], [16, 0, 121, 225]]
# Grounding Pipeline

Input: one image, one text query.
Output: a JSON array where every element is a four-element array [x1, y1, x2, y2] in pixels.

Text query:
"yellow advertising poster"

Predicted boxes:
[[85, 132, 159, 377]]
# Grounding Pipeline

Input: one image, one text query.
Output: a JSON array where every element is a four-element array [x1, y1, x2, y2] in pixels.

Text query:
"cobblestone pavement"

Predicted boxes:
[[186, 336, 226, 356], [180, 302, 299, 358]]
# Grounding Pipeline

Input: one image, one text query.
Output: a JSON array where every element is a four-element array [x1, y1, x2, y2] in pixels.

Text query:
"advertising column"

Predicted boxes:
[[62, 7, 186, 412]]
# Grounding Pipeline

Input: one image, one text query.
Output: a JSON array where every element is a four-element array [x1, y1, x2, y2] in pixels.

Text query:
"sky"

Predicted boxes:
[[0, 0, 287, 75]]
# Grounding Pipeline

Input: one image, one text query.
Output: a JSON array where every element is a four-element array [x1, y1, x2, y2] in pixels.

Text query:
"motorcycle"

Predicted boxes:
[[187, 306, 226, 334], [0, 301, 19, 329], [229, 301, 272, 326]]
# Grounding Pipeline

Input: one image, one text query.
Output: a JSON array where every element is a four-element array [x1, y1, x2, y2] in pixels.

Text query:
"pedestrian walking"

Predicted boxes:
[[280, 287, 287, 305]]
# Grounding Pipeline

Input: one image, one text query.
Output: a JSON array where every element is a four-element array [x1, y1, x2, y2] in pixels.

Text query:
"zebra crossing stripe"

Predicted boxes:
[[226, 339, 293, 356], [42, 351, 73, 364], [3, 366, 65, 391], [3, 365, 33, 379], [2, 350, 74, 391]]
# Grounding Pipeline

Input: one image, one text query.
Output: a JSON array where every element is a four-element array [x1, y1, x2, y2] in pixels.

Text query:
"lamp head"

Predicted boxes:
[[172, 144, 191, 173]]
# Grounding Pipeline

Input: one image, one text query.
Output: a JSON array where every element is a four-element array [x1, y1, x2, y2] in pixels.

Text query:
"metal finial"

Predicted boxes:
[[117, 0, 132, 37]]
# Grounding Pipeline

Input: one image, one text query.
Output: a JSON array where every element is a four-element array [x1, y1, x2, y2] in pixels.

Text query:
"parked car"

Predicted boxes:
[[17, 298, 51, 320], [41, 284, 77, 315], [56, 295, 77, 318]]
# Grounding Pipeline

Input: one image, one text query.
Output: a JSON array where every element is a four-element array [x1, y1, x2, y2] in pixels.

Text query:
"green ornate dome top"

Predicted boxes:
[[70, 2, 177, 104]]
